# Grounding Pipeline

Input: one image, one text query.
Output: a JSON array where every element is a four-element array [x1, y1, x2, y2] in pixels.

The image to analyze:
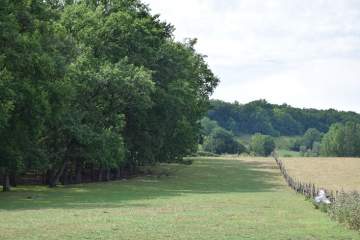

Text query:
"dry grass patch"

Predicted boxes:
[[281, 157, 360, 192]]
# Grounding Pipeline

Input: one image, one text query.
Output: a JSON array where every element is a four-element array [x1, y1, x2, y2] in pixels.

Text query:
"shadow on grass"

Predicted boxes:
[[0, 158, 282, 211]]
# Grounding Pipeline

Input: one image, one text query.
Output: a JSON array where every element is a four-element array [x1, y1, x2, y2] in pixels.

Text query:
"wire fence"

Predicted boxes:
[[273, 153, 338, 202]]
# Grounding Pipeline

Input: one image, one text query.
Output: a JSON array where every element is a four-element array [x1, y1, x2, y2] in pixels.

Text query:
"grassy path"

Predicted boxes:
[[0, 157, 359, 239]]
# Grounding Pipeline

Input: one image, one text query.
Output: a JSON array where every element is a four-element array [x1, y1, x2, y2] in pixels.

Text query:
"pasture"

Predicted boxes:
[[0, 157, 359, 240], [281, 157, 360, 192]]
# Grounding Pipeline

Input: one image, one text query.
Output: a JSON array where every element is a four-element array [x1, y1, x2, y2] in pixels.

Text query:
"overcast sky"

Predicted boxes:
[[144, 0, 360, 113]]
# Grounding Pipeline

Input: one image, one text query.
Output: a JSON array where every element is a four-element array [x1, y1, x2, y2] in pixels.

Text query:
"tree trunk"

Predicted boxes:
[[49, 161, 68, 188], [75, 159, 82, 184], [105, 169, 110, 181], [61, 168, 69, 185], [10, 172, 17, 187], [98, 168, 103, 182], [116, 168, 121, 179], [45, 169, 51, 185], [3, 172, 10, 192], [127, 162, 134, 175], [42, 172, 47, 185], [122, 167, 129, 179], [91, 164, 96, 182]]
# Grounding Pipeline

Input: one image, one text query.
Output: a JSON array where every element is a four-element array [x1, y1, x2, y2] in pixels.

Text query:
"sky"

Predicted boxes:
[[144, 0, 360, 113]]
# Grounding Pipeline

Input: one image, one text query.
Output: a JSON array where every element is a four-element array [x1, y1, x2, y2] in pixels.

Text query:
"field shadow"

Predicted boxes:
[[0, 158, 283, 211]]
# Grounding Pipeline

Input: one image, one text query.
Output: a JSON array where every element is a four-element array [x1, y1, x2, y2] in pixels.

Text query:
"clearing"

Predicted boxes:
[[0, 157, 359, 240]]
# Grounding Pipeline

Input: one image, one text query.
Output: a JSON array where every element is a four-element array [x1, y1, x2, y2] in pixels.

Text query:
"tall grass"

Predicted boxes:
[[329, 191, 360, 231]]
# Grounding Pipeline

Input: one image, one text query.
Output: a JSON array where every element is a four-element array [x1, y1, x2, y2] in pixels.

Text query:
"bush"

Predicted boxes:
[[328, 191, 360, 230], [250, 133, 275, 156]]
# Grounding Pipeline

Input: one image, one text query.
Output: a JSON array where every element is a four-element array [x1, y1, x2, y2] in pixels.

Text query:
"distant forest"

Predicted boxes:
[[208, 99, 360, 136]]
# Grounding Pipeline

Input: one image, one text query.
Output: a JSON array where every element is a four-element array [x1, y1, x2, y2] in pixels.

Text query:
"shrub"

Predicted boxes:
[[328, 191, 360, 230]]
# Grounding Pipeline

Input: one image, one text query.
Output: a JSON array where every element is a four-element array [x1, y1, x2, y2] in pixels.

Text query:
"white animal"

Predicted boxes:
[[315, 189, 331, 204]]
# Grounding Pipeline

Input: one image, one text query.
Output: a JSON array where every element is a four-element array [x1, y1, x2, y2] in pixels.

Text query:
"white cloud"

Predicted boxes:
[[214, 59, 360, 111], [144, 0, 360, 112]]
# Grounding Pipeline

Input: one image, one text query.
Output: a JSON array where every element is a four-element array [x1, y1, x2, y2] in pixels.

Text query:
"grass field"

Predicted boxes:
[[277, 149, 302, 157], [281, 157, 360, 192], [0, 157, 359, 240]]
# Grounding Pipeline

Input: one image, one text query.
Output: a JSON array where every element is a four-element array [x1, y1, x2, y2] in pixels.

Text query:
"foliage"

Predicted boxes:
[[250, 134, 275, 156], [0, 0, 75, 188], [329, 191, 360, 231], [0, 0, 218, 190], [320, 122, 360, 157], [200, 117, 220, 136]]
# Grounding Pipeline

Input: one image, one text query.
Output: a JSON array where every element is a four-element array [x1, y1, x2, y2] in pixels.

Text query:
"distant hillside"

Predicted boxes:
[[207, 99, 360, 136]]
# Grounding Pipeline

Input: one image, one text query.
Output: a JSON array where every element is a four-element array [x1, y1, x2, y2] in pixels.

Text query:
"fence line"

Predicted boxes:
[[272, 153, 337, 202]]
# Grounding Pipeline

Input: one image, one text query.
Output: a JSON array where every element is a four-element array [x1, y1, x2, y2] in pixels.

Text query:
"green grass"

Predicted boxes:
[[0, 157, 359, 240], [277, 149, 301, 157]]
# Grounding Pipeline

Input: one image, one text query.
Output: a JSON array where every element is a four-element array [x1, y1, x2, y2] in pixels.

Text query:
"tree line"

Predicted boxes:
[[201, 104, 360, 158], [0, 0, 218, 191], [208, 99, 360, 136]]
